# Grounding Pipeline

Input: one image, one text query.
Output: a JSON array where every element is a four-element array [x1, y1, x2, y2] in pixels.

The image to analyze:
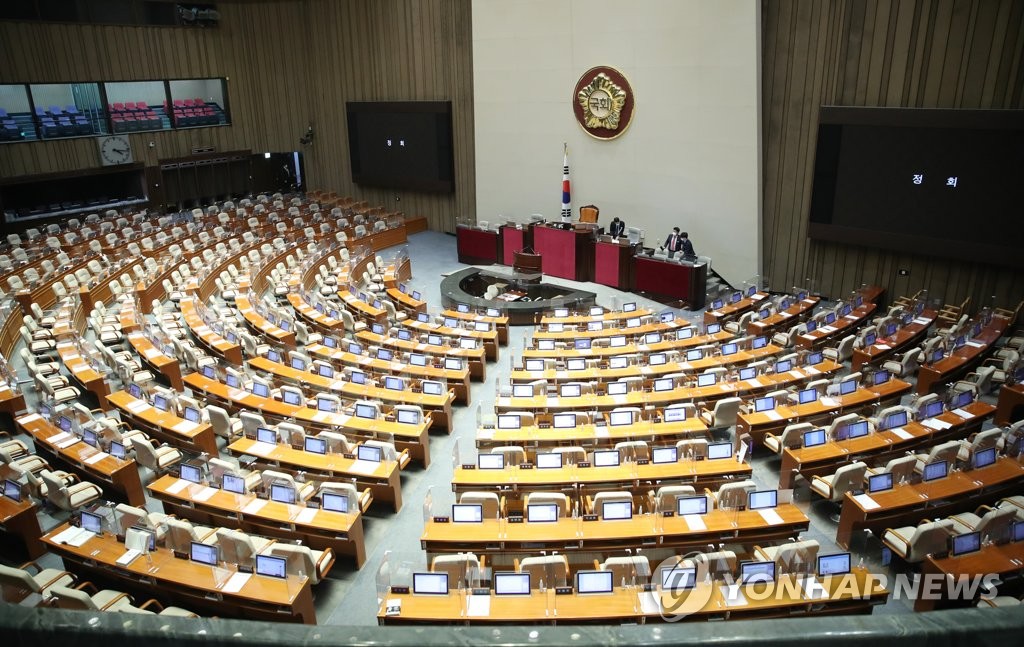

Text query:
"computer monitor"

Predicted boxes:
[[478, 453, 504, 470], [798, 388, 818, 405], [537, 339, 556, 351], [377, 348, 394, 361], [660, 312, 674, 323], [646, 333, 662, 345], [664, 407, 687, 422], [422, 381, 444, 396], [607, 381, 628, 396], [474, 322, 490, 332], [882, 411, 908, 430], [357, 445, 382, 463], [355, 403, 377, 419], [398, 329, 412, 341], [1013, 520, 1024, 543], [125, 526, 156, 552], [2, 479, 20, 502], [919, 400, 944, 419], [676, 496, 708, 516], [574, 339, 592, 350], [653, 378, 674, 392], [81, 429, 98, 448], [456, 303, 470, 314], [950, 531, 982, 557], [270, 483, 296, 504], [322, 491, 349, 513], [201, 365, 216, 379], [128, 383, 143, 399], [536, 453, 562, 469], [553, 413, 577, 429], [250, 382, 270, 398], [602, 500, 632, 520], [817, 552, 851, 577], [348, 342, 363, 355], [608, 410, 633, 426], [283, 390, 302, 406], [553, 307, 569, 318], [721, 343, 738, 356], [179, 463, 202, 484], [304, 436, 327, 455], [759, 308, 771, 320], [951, 390, 973, 409], [256, 427, 277, 444], [873, 370, 890, 385], [486, 308, 500, 317], [804, 321, 817, 334], [649, 352, 667, 365], [317, 364, 334, 378], [931, 348, 945, 364], [412, 290, 422, 301], [754, 396, 775, 413], [847, 421, 870, 440], [190, 541, 219, 566], [652, 446, 678, 464], [317, 397, 336, 413], [526, 503, 559, 522], [748, 490, 778, 510], [525, 359, 544, 372], [444, 358, 462, 371], [255, 554, 288, 579], [497, 414, 521, 430], [609, 356, 629, 370], [576, 570, 614, 594], [867, 472, 893, 493], [660, 566, 697, 592], [560, 383, 582, 397], [863, 331, 877, 347], [494, 572, 531, 596], [346, 370, 365, 386], [373, 322, 387, 334], [109, 440, 125, 460], [279, 319, 293, 332], [746, 285, 758, 297], [973, 446, 997, 469], [80, 510, 102, 534], [609, 335, 627, 347], [511, 384, 533, 398], [290, 356, 306, 371], [711, 299, 724, 310], [626, 317, 641, 328], [923, 460, 949, 482], [548, 323, 564, 333], [803, 429, 826, 448], [452, 503, 483, 523], [707, 443, 732, 460], [410, 353, 427, 366], [413, 572, 449, 595], [678, 328, 694, 340], [752, 336, 768, 350], [839, 379, 857, 395], [739, 367, 757, 380], [183, 406, 201, 423], [384, 376, 404, 391], [696, 373, 717, 388], [685, 349, 703, 362], [806, 351, 823, 365], [566, 358, 586, 371], [593, 450, 620, 467], [824, 312, 837, 325], [623, 302, 637, 313], [222, 473, 245, 494], [396, 408, 419, 425], [706, 323, 722, 334], [153, 394, 169, 411], [740, 561, 776, 585]]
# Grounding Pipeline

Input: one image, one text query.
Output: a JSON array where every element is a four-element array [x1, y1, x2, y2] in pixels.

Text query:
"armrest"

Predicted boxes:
[[359, 488, 373, 513], [810, 475, 833, 497], [752, 545, 769, 562], [99, 592, 134, 610], [883, 528, 910, 545], [74, 581, 98, 594], [592, 559, 601, 571], [138, 598, 165, 612], [513, 558, 521, 573], [18, 559, 43, 574], [975, 504, 995, 514], [585, 495, 594, 515], [499, 495, 506, 517], [397, 448, 411, 470]]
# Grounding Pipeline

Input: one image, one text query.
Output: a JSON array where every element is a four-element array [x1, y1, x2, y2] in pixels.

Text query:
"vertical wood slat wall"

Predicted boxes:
[[0, 2, 310, 179], [0, 0, 474, 233], [302, 0, 474, 234], [762, 0, 1024, 311]]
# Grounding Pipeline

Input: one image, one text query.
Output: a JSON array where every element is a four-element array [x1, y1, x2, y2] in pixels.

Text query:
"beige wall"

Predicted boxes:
[[472, 0, 761, 285]]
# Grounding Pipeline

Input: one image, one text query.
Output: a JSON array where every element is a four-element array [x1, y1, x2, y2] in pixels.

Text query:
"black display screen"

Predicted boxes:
[[809, 107, 1024, 268], [346, 101, 454, 192]]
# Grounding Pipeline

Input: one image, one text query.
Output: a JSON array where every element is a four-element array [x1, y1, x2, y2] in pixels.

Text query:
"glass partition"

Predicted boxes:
[[104, 81, 170, 133], [0, 85, 33, 141], [169, 78, 229, 127], [29, 82, 107, 139]]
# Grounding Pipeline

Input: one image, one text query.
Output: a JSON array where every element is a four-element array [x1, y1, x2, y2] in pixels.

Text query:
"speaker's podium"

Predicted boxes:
[[512, 249, 542, 284]]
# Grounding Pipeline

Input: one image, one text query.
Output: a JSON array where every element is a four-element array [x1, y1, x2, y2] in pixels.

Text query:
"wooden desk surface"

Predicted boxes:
[[106, 389, 218, 456], [421, 505, 809, 555], [452, 456, 752, 493], [184, 372, 432, 466], [379, 568, 886, 624], [227, 436, 404, 511], [42, 522, 316, 623], [995, 382, 1024, 427], [179, 297, 243, 364], [851, 309, 936, 370], [778, 401, 995, 488], [126, 331, 185, 391], [795, 303, 877, 350], [355, 330, 487, 382], [235, 294, 296, 348], [476, 417, 708, 448], [55, 340, 111, 410], [918, 538, 1024, 611], [287, 292, 343, 331], [540, 308, 655, 325], [703, 292, 770, 324], [0, 464, 45, 559], [916, 315, 1010, 395], [522, 329, 734, 359], [746, 297, 820, 336], [534, 318, 688, 341], [17, 412, 146, 506]]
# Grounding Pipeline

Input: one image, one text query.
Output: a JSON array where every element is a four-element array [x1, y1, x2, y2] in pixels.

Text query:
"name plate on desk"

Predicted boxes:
[[391, 586, 410, 595], [636, 459, 650, 465], [471, 587, 490, 596], [555, 586, 573, 595], [518, 463, 534, 470], [461, 464, 476, 470], [343, 453, 356, 459], [662, 511, 675, 517], [507, 516, 524, 523], [578, 462, 592, 468], [582, 514, 599, 521], [433, 516, 450, 523]]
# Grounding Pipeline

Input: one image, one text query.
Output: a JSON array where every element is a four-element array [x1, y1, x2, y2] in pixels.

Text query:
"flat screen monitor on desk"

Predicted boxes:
[[923, 460, 949, 482], [377, 348, 394, 361], [566, 358, 586, 371], [576, 570, 614, 595], [817, 552, 851, 576], [608, 410, 632, 426], [798, 388, 818, 405], [304, 436, 327, 455], [413, 572, 449, 595], [536, 453, 562, 469], [256, 427, 278, 444], [384, 376, 404, 391], [646, 333, 662, 344], [623, 302, 637, 312], [707, 443, 732, 460], [396, 408, 420, 425], [587, 321, 603, 332], [317, 397, 336, 413], [444, 358, 463, 371], [250, 382, 270, 398], [317, 364, 334, 378], [422, 381, 444, 396], [867, 472, 893, 493], [398, 329, 412, 341], [410, 353, 427, 366], [191, 541, 219, 566], [560, 383, 582, 397], [222, 473, 246, 494], [950, 531, 982, 557], [706, 323, 721, 334], [1012, 520, 1024, 543], [806, 351, 823, 365], [740, 561, 776, 585], [739, 367, 757, 380], [609, 335, 627, 347], [697, 373, 717, 387], [653, 378, 673, 392], [478, 454, 504, 470], [575, 339, 591, 350], [881, 411, 908, 430], [754, 397, 775, 413], [290, 357, 306, 371], [648, 352, 666, 365], [748, 490, 777, 510], [721, 343, 738, 356], [355, 403, 377, 419], [498, 414, 521, 430], [494, 572, 531, 596], [322, 492, 349, 513], [973, 446, 997, 469], [664, 407, 686, 422], [537, 339, 556, 351], [607, 381, 628, 396], [803, 429, 826, 448], [452, 503, 483, 523], [526, 503, 558, 522], [525, 359, 544, 372], [79, 511, 102, 534], [357, 445, 382, 463], [553, 413, 577, 428], [652, 446, 678, 464], [109, 440, 126, 460], [255, 554, 288, 579], [180, 463, 202, 484], [677, 496, 708, 516], [751, 336, 767, 350], [838, 379, 857, 396], [661, 566, 697, 592], [602, 500, 632, 520], [81, 429, 98, 448], [184, 407, 201, 423], [873, 370, 890, 385], [270, 483, 296, 504], [593, 450, 620, 467]]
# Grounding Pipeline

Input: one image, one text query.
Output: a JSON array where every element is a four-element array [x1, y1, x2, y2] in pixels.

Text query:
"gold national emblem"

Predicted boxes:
[[577, 72, 627, 130]]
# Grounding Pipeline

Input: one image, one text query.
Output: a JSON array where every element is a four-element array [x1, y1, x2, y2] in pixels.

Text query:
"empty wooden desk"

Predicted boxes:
[[995, 383, 1024, 426], [917, 541, 1024, 611], [0, 465, 45, 559], [851, 309, 937, 371], [106, 389, 218, 456], [916, 315, 1009, 395]]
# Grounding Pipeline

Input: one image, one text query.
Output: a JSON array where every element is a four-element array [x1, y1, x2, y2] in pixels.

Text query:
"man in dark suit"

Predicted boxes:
[[609, 217, 626, 238], [678, 231, 696, 259], [661, 227, 683, 254]]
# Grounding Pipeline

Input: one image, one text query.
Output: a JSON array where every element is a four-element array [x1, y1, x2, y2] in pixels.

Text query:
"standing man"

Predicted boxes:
[[609, 217, 626, 238], [679, 232, 696, 260], [661, 227, 683, 254]]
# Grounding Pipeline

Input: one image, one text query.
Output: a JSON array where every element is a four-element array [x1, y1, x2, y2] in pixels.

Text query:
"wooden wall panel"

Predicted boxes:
[[302, 0, 474, 234], [0, 2, 310, 181], [762, 0, 1024, 311]]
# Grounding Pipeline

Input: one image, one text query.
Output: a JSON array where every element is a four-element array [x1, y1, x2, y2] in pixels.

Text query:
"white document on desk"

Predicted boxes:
[[193, 486, 218, 502], [639, 591, 662, 614], [891, 428, 914, 440], [242, 498, 268, 515], [723, 584, 748, 607], [853, 494, 880, 510], [311, 411, 331, 423], [477, 428, 495, 440], [295, 507, 318, 524], [466, 595, 491, 617], [922, 418, 951, 430], [172, 420, 199, 433], [349, 460, 378, 475], [684, 514, 706, 531], [764, 410, 783, 421], [952, 408, 973, 419], [84, 452, 109, 465], [966, 341, 984, 348], [18, 413, 42, 424], [819, 397, 838, 407], [222, 572, 252, 593], [758, 509, 785, 526], [802, 576, 828, 600], [594, 426, 610, 439], [805, 367, 820, 375], [126, 400, 150, 413], [245, 441, 275, 456], [165, 479, 190, 495]]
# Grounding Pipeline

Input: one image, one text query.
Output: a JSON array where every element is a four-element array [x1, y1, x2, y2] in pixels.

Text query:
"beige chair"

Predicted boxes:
[[675, 438, 708, 460], [524, 492, 570, 518], [598, 555, 651, 584], [459, 491, 501, 518], [113, 503, 170, 541], [591, 491, 634, 517], [130, 437, 182, 477], [207, 405, 243, 442], [882, 519, 955, 563], [957, 428, 1004, 463], [699, 397, 742, 429], [516, 554, 570, 588], [913, 440, 961, 474], [550, 446, 587, 465], [164, 518, 218, 553], [614, 440, 650, 462], [317, 481, 372, 513], [810, 462, 867, 502], [949, 505, 1018, 541], [41, 470, 102, 511], [866, 455, 917, 486], [648, 485, 696, 514], [711, 479, 756, 510], [49, 585, 195, 615], [692, 550, 738, 579], [490, 445, 526, 465], [754, 539, 820, 574], [260, 470, 315, 501], [764, 422, 815, 455], [268, 543, 335, 585], [0, 561, 76, 604], [431, 553, 483, 588]]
